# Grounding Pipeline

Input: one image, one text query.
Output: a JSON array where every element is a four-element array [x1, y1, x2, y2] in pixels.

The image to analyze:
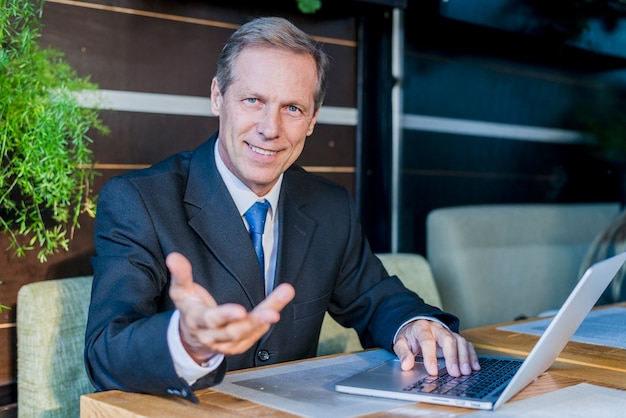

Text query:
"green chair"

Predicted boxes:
[[17, 276, 94, 418]]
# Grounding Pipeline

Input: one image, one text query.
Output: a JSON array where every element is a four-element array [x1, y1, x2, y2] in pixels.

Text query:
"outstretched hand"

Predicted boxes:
[[393, 319, 481, 377], [167, 252, 295, 364]]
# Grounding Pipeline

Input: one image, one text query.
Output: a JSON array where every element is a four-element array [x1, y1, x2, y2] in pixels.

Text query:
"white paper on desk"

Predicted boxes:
[[465, 383, 626, 418], [212, 350, 426, 418], [498, 306, 626, 349]]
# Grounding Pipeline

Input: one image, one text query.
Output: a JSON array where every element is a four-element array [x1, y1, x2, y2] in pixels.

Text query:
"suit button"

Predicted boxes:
[[167, 387, 189, 398], [257, 349, 270, 361], [167, 388, 182, 396]]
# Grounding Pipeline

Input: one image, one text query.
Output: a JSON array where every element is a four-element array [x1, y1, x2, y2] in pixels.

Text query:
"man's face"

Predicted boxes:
[[211, 46, 320, 196]]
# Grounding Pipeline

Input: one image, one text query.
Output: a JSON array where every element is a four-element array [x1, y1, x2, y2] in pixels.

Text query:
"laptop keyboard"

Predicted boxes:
[[403, 357, 523, 399]]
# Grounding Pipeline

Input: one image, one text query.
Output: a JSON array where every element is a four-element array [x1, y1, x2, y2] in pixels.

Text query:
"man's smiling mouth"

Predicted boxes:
[[249, 143, 277, 156]]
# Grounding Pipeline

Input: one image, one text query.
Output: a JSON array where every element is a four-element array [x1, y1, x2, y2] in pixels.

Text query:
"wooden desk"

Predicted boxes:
[[463, 303, 626, 393], [81, 311, 626, 417]]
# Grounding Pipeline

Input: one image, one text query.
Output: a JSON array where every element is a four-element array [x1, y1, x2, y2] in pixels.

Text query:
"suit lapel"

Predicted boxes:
[[257, 170, 317, 345], [183, 136, 266, 306], [274, 171, 317, 290]]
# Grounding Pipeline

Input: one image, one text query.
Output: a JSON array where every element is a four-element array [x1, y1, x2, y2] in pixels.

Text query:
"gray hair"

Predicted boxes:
[[215, 16, 330, 112]]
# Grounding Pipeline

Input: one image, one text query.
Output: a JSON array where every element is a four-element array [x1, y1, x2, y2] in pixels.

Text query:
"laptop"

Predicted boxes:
[[335, 251, 626, 410]]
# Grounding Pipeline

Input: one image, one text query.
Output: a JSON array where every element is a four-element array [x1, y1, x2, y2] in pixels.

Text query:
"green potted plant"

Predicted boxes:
[[0, 0, 108, 264]]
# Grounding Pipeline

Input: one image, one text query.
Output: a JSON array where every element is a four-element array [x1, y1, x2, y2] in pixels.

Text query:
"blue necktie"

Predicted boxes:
[[244, 200, 271, 278]]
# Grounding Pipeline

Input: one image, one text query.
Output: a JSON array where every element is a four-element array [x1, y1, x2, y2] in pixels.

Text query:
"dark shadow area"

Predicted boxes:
[[45, 249, 95, 281]]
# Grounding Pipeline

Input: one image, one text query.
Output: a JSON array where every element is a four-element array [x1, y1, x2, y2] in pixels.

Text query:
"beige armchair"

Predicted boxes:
[[426, 203, 620, 330], [317, 252, 442, 356], [17, 276, 94, 418]]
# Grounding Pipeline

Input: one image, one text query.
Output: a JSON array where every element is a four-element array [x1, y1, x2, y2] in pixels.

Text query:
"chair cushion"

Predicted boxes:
[[17, 276, 94, 418]]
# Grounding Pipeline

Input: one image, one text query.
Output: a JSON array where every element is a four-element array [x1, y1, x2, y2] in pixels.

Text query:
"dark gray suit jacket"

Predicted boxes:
[[84, 133, 458, 402]]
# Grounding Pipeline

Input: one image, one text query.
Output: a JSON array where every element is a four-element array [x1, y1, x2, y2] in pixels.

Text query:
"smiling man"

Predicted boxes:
[[84, 16, 479, 404]]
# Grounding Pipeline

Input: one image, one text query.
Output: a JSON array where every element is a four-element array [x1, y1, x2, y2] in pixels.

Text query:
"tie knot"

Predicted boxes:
[[244, 200, 270, 234]]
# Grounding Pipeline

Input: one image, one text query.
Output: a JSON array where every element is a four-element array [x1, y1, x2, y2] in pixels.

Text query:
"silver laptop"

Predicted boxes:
[[335, 251, 626, 410]]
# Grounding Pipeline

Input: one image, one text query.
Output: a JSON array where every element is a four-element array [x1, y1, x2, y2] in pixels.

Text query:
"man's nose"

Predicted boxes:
[[258, 107, 281, 139]]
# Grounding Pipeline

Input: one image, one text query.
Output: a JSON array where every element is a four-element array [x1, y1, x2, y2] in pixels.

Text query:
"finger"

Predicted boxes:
[[456, 336, 472, 375], [178, 302, 251, 360], [200, 318, 273, 354], [197, 303, 249, 329], [209, 330, 270, 355], [191, 306, 277, 356], [466, 340, 481, 372], [413, 322, 441, 375], [453, 335, 482, 375], [166, 252, 216, 306], [261, 283, 296, 310], [448, 334, 477, 375], [191, 284, 294, 352], [251, 283, 295, 322], [166, 252, 194, 291], [392, 335, 416, 371], [433, 328, 463, 377]]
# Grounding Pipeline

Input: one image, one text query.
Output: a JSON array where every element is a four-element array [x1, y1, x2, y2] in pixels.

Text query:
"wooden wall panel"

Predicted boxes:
[[90, 111, 217, 165], [40, 3, 223, 96]]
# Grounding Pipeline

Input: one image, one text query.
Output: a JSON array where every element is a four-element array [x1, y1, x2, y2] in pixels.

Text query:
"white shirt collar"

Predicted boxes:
[[214, 139, 282, 219]]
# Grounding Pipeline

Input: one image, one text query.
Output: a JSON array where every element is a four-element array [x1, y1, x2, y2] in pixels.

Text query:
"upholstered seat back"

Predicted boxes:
[[17, 276, 94, 418], [426, 203, 620, 330]]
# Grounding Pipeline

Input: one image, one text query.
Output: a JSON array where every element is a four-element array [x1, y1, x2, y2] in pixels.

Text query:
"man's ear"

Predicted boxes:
[[210, 78, 222, 116]]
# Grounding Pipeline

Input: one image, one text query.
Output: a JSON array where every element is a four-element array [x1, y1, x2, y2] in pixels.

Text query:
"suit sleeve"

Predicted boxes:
[[84, 177, 225, 403], [325, 188, 459, 352]]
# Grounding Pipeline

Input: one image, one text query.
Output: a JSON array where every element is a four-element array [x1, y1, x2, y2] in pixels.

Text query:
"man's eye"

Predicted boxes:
[[288, 105, 299, 113], [246, 98, 258, 104]]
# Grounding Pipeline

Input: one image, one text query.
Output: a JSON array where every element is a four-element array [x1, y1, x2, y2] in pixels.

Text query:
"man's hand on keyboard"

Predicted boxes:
[[393, 319, 481, 377]]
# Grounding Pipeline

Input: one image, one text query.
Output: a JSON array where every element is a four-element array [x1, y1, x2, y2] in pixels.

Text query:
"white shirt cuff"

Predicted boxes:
[[167, 309, 224, 385]]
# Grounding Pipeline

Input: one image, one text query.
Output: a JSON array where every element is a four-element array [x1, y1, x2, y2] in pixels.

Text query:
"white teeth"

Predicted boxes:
[[250, 144, 276, 156]]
